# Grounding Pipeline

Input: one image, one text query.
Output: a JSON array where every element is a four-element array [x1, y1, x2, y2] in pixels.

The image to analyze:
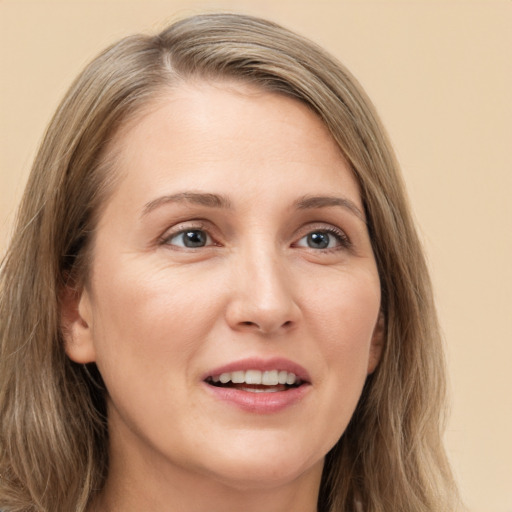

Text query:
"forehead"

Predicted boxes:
[[101, 80, 362, 216]]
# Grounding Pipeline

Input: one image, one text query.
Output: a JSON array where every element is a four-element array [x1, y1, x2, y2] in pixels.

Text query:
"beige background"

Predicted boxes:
[[1, 1, 510, 511]]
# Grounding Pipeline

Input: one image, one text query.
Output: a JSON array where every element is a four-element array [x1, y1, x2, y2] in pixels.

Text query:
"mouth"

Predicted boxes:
[[205, 369, 305, 393], [203, 360, 311, 413]]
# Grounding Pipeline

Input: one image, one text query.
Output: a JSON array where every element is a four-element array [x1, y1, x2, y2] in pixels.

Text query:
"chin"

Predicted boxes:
[[198, 441, 325, 491], [214, 464, 322, 492]]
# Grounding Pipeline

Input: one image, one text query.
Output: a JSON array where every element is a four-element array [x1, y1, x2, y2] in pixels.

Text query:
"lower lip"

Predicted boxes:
[[203, 383, 310, 414]]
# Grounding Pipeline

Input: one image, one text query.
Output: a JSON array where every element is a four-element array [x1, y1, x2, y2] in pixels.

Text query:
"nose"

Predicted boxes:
[[225, 247, 301, 335]]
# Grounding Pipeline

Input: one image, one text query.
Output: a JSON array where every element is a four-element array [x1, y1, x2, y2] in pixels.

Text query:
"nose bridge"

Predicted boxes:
[[227, 236, 300, 333], [247, 243, 288, 303]]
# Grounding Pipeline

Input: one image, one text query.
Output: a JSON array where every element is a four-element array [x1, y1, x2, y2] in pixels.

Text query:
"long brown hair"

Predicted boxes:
[[0, 13, 461, 511]]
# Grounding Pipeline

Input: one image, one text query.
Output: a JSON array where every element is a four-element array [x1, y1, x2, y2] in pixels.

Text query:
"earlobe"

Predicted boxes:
[[367, 311, 385, 374], [60, 285, 97, 364]]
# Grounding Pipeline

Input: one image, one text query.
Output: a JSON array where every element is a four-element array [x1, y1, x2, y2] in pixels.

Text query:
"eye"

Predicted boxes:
[[295, 228, 349, 250], [166, 229, 213, 248]]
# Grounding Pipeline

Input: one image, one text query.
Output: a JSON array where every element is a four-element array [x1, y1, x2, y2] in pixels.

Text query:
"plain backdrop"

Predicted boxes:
[[1, 1, 511, 511]]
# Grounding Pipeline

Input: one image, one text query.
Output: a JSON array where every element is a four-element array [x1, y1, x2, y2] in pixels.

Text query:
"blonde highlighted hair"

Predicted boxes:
[[0, 13, 461, 511]]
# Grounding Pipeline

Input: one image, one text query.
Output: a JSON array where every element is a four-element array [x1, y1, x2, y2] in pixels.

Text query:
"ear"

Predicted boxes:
[[367, 311, 385, 374], [60, 284, 97, 364]]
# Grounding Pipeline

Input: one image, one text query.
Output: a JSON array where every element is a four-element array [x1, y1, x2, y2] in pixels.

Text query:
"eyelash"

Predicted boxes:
[[159, 221, 216, 249], [295, 226, 351, 252], [159, 223, 351, 251]]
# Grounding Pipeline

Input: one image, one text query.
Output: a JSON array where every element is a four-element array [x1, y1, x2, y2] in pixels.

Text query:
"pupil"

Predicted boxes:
[[308, 232, 329, 249], [184, 230, 206, 247]]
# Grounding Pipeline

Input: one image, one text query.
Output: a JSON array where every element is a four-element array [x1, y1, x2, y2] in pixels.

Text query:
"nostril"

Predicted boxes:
[[238, 319, 294, 332]]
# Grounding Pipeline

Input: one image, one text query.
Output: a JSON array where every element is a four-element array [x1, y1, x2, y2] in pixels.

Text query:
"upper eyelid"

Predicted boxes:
[[293, 222, 349, 239], [295, 228, 350, 247], [161, 219, 211, 234], [158, 219, 351, 244], [159, 221, 216, 244]]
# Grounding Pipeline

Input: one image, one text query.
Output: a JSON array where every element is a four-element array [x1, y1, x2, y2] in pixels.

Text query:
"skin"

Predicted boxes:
[[62, 81, 383, 512]]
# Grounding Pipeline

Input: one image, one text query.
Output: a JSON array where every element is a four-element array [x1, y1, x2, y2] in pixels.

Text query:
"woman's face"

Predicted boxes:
[[64, 81, 383, 491]]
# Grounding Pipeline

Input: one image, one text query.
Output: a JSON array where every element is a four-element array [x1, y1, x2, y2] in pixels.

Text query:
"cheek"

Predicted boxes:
[[87, 259, 225, 382], [304, 269, 380, 410], [85, 261, 228, 442], [306, 268, 381, 349]]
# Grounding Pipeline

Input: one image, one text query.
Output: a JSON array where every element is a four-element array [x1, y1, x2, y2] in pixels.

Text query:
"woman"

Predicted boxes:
[[0, 13, 461, 512]]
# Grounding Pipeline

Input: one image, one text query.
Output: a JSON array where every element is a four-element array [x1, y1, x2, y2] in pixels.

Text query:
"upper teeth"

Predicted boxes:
[[211, 370, 299, 386]]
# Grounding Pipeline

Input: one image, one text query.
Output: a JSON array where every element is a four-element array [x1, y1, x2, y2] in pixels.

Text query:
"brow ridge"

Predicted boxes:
[[142, 191, 365, 223], [142, 192, 232, 216], [294, 195, 366, 222]]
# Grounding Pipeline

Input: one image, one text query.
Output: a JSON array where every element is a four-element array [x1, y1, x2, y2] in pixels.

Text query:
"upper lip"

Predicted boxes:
[[203, 357, 311, 383]]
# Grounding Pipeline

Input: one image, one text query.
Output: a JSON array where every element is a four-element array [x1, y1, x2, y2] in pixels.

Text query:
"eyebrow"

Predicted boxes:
[[142, 192, 232, 217], [142, 191, 365, 222], [294, 195, 366, 223]]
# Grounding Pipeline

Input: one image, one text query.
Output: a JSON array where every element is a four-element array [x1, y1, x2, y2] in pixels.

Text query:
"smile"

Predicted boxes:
[[205, 369, 303, 393], [203, 360, 311, 413], [203, 377, 310, 413]]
